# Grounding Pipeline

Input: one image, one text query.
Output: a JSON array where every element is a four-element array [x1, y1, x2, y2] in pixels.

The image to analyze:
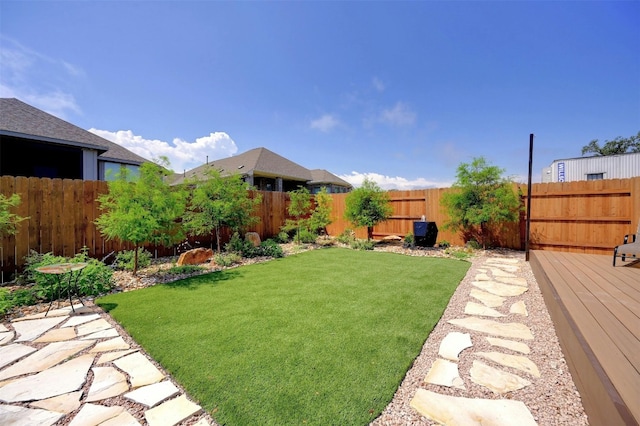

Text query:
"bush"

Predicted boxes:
[[466, 240, 481, 250], [214, 252, 242, 267], [336, 229, 355, 245], [276, 230, 291, 243], [295, 229, 317, 244], [162, 265, 205, 276], [350, 239, 375, 251], [0, 288, 12, 318], [439, 240, 451, 248], [22, 249, 113, 302], [115, 248, 152, 271], [258, 239, 284, 258], [403, 233, 414, 248], [0, 287, 38, 319]]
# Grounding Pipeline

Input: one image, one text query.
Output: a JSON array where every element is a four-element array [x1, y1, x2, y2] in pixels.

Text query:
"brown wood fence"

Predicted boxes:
[[2, 175, 639, 280]]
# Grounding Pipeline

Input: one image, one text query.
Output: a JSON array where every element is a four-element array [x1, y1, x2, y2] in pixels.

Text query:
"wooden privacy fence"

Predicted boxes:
[[2, 175, 639, 278]]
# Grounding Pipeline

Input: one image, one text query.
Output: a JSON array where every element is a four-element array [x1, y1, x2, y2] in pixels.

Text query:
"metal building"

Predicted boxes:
[[542, 152, 640, 183]]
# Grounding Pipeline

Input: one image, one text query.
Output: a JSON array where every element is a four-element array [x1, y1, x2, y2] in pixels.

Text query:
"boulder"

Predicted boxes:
[[245, 232, 261, 247], [176, 248, 213, 266]]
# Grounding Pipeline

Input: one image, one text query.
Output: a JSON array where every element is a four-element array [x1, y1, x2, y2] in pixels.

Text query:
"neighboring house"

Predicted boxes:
[[542, 152, 640, 183], [170, 147, 352, 193], [0, 98, 147, 180]]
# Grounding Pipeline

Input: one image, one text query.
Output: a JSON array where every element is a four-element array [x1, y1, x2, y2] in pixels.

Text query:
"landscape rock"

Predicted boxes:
[[177, 248, 213, 266], [245, 232, 261, 247]]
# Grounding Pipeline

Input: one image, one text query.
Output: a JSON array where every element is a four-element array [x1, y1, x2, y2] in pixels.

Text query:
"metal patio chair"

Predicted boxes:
[[613, 221, 640, 266]]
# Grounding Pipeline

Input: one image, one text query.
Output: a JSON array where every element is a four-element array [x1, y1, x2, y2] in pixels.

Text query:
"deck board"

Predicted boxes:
[[530, 250, 639, 426]]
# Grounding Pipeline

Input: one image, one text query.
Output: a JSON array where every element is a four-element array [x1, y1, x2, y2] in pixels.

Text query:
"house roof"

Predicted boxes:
[[0, 98, 147, 165], [309, 169, 352, 187], [171, 147, 314, 185]]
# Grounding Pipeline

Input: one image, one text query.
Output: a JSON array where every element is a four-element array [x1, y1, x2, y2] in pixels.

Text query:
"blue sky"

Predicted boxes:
[[1, 1, 638, 188]]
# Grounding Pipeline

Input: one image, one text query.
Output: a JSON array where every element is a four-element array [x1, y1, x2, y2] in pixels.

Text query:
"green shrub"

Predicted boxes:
[[258, 239, 284, 258], [466, 240, 481, 250], [276, 230, 290, 243], [439, 240, 451, 248], [0, 288, 12, 318], [295, 228, 317, 244], [336, 229, 355, 245], [115, 248, 152, 271], [214, 252, 242, 267], [403, 233, 414, 248], [162, 265, 205, 276], [350, 239, 375, 251]]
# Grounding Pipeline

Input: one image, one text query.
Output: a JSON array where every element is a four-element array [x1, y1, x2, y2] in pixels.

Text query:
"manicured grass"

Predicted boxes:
[[97, 248, 469, 425]]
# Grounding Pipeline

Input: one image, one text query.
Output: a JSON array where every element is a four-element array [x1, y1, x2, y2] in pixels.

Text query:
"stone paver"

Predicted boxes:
[[145, 394, 202, 426], [0, 404, 63, 426], [510, 300, 528, 316], [470, 360, 531, 394], [486, 337, 530, 354], [124, 380, 180, 408], [34, 326, 77, 342], [80, 328, 119, 340], [464, 301, 505, 317], [30, 390, 82, 414], [477, 351, 540, 378], [97, 349, 137, 364], [424, 358, 465, 390], [68, 403, 125, 426], [0, 331, 14, 345], [438, 332, 472, 361], [496, 276, 528, 287], [469, 288, 505, 308], [62, 313, 101, 328], [12, 316, 66, 342], [86, 367, 129, 402], [76, 318, 113, 336], [448, 317, 534, 340], [472, 280, 528, 297], [89, 336, 130, 353], [114, 352, 165, 388], [0, 343, 36, 369]]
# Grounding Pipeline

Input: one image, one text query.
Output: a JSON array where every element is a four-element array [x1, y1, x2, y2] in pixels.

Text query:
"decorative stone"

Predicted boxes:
[[0, 331, 14, 345], [424, 359, 465, 389], [90, 337, 130, 353], [510, 301, 528, 316], [62, 313, 101, 328], [486, 337, 530, 354], [34, 326, 77, 343], [464, 302, 505, 318], [469, 360, 531, 394], [245, 232, 261, 247], [0, 343, 36, 369], [496, 276, 528, 287], [100, 410, 141, 425], [488, 267, 516, 278], [474, 273, 491, 281], [176, 248, 213, 266], [487, 263, 520, 273], [145, 395, 202, 426], [68, 403, 124, 426], [114, 352, 164, 388], [472, 280, 528, 297], [0, 340, 94, 380], [0, 354, 94, 402], [81, 328, 119, 340], [12, 316, 66, 342], [448, 317, 534, 340], [0, 404, 63, 426], [410, 389, 537, 426], [438, 332, 473, 361], [477, 352, 540, 378], [469, 288, 505, 308], [31, 390, 82, 414], [98, 349, 138, 365], [86, 367, 130, 402], [76, 318, 112, 336], [124, 380, 180, 408], [12, 304, 83, 321], [486, 258, 520, 265]]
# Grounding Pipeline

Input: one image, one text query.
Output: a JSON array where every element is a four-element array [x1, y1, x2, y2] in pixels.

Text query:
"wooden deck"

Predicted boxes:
[[530, 250, 639, 426]]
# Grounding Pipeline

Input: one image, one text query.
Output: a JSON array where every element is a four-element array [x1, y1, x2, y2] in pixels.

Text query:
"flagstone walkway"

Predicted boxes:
[[0, 304, 212, 426], [408, 257, 541, 425]]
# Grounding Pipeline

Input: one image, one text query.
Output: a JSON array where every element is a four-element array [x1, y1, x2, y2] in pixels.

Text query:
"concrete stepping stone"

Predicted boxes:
[[31, 390, 82, 414], [486, 337, 530, 354], [0, 331, 14, 345], [0, 343, 36, 369], [12, 316, 66, 342], [34, 326, 77, 343], [124, 380, 180, 407], [477, 351, 540, 378], [438, 332, 472, 361], [98, 349, 138, 365], [100, 410, 141, 425], [488, 267, 516, 278], [410, 388, 537, 426], [464, 301, 505, 318], [77, 318, 112, 336], [510, 301, 528, 316], [486, 258, 520, 265], [62, 313, 101, 328], [114, 352, 165, 388], [448, 317, 534, 340], [496, 276, 528, 287], [68, 403, 125, 426], [81, 328, 119, 340], [0, 354, 94, 402], [469, 288, 505, 308], [90, 336, 130, 353], [469, 360, 531, 394], [0, 340, 94, 380], [424, 358, 465, 390], [0, 404, 63, 426], [86, 366, 129, 402], [475, 273, 491, 281], [472, 280, 528, 297], [145, 394, 202, 426]]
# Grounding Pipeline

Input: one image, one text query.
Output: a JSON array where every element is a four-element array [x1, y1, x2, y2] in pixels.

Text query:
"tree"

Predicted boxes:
[[344, 178, 393, 241], [581, 131, 640, 156], [309, 187, 333, 236], [0, 194, 27, 237], [285, 186, 312, 244], [441, 157, 521, 248], [95, 158, 187, 274], [182, 169, 262, 252]]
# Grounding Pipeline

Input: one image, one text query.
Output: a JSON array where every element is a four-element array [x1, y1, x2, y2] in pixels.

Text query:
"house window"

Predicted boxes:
[[586, 173, 604, 181]]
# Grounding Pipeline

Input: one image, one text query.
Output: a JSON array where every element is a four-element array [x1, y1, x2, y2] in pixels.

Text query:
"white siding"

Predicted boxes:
[[543, 152, 640, 182], [82, 149, 98, 180]]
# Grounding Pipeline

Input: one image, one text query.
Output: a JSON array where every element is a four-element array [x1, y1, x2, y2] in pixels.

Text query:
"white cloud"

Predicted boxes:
[[380, 102, 416, 127], [89, 129, 238, 173], [372, 77, 385, 92], [310, 114, 340, 132], [339, 171, 452, 190]]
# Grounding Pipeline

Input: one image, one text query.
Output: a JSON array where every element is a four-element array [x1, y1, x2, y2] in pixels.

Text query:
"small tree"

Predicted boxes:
[[95, 158, 187, 274], [0, 194, 27, 237], [183, 169, 262, 252], [344, 178, 393, 241], [581, 131, 640, 156], [309, 187, 333, 235], [441, 157, 521, 248], [285, 186, 312, 244]]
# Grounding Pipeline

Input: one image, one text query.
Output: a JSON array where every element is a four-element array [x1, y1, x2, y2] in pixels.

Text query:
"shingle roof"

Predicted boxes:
[[0, 98, 147, 165], [309, 169, 352, 187], [171, 147, 313, 185]]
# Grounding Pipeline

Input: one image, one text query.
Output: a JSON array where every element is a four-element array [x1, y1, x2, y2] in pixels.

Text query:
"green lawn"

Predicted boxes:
[[97, 248, 469, 425]]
